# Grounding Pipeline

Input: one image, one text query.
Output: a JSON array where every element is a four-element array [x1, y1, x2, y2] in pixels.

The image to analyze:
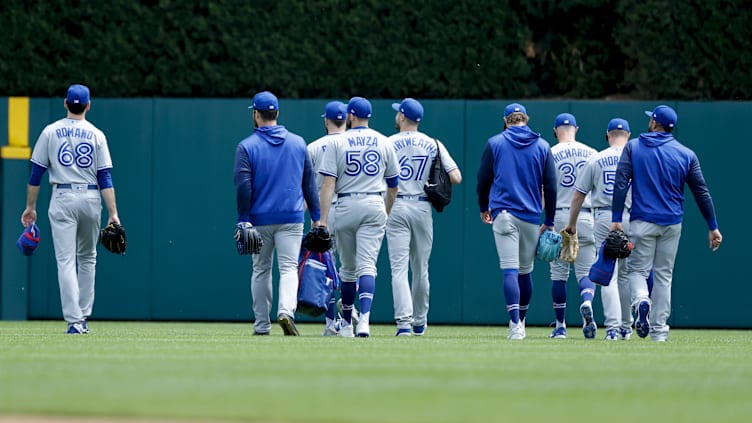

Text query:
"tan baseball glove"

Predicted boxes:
[[559, 229, 579, 262]]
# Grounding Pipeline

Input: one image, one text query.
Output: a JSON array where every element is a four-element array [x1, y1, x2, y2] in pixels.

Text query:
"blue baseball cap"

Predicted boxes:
[[348, 96, 372, 119], [66, 84, 90, 105], [554, 113, 578, 128], [321, 101, 347, 120], [504, 103, 527, 117], [249, 91, 279, 111], [645, 105, 677, 128], [607, 118, 631, 132], [16, 223, 40, 256], [391, 98, 424, 122]]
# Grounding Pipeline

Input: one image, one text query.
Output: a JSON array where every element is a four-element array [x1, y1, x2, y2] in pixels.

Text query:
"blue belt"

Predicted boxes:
[[556, 207, 591, 214], [56, 184, 99, 190], [338, 192, 382, 198], [397, 194, 429, 201]]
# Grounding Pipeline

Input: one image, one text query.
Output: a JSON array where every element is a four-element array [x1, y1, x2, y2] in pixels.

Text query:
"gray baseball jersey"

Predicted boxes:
[[551, 141, 596, 208], [308, 133, 341, 193], [319, 127, 399, 194], [30, 117, 111, 325], [575, 146, 632, 211], [386, 131, 458, 331], [31, 118, 112, 182]]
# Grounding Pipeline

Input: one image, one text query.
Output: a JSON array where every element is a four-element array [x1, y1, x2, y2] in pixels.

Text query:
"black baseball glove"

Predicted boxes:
[[302, 226, 333, 253], [603, 229, 633, 259], [100, 222, 127, 255], [235, 222, 263, 255]]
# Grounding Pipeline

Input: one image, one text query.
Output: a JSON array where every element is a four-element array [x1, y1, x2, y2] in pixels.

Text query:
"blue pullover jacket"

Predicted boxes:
[[234, 125, 320, 225], [477, 125, 557, 226], [612, 132, 717, 230]]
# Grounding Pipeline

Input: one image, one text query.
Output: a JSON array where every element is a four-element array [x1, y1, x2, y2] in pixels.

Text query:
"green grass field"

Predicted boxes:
[[1, 321, 750, 423]]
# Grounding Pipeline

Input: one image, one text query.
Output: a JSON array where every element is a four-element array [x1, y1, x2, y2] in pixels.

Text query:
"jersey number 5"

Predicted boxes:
[[345, 150, 381, 176]]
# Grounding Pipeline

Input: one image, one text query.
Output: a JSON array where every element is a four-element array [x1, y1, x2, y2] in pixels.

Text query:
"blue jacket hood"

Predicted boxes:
[[255, 125, 289, 145], [639, 132, 675, 148], [502, 125, 540, 149]]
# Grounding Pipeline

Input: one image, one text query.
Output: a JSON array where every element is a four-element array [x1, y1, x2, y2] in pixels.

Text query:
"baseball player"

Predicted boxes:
[[477, 103, 557, 340], [318, 96, 400, 338], [20, 84, 121, 334], [234, 91, 321, 336], [611, 105, 722, 341], [564, 118, 634, 340], [549, 113, 598, 339], [307, 100, 351, 336], [386, 98, 462, 337]]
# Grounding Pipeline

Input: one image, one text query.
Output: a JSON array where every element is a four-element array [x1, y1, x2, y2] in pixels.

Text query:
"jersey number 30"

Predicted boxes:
[[58, 141, 94, 168], [345, 150, 381, 176]]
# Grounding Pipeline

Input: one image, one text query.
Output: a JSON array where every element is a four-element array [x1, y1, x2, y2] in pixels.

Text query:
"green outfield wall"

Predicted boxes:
[[0, 98, 744, 328]]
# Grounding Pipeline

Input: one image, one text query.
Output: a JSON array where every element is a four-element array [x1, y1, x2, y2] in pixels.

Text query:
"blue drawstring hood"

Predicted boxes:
[[477, 125, 557, 226], [254, 125, 288, 146], [612, 132, 717, 229], [234, 125, 320, 225]]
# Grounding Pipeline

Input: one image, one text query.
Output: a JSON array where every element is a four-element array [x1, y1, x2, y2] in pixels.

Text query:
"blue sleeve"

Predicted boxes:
[[685, 155, 718, 230], [302, 153, 321, 221], [233, 144, 253, 222], [476, 142, 494, 212], [97, 168, 113, 189], [386, 175, 398, 188], [28, 162, 47, 186], [612, 142, 633, 223], [542, 148, 557, 227]]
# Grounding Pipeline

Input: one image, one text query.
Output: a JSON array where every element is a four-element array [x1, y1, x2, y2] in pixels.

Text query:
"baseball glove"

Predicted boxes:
[[100, 222, 127, 255], [559, 229, 579, 262], [603, 229, 633, 259], [235, 222, 263, 255], [536, 230, 563, 262], [302, 226, 333, 253]]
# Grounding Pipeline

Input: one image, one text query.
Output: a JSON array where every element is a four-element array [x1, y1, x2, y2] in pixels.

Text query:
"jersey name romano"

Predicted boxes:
[[55, 127, 95, 140]]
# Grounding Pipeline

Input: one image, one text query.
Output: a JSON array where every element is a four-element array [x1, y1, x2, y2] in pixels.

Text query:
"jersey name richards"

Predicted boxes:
[[551, 141, 596, 208]]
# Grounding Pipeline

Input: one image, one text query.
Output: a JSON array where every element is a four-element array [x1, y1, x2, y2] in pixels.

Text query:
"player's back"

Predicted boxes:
[[388, 131, 452, 196], [321, 127, 398, 194], [551, 140, 596, 208], [31, 118, 109, 185], [308, 133, 341, 190], [579, 146, 631, 209]]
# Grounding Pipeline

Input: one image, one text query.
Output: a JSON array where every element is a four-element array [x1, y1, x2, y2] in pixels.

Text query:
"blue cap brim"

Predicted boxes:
[[391, 103, 401, 112], [320, 113, 326, 118], [644, 110, 653, 118]]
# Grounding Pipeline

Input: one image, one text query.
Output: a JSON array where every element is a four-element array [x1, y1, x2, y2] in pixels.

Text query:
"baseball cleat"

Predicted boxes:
[[412, 325, 426, 336], [323, 319, 341, 337], [336, 299, 359, 328], [635, 301, 650, 338], [66, 322, 85, 335], [605, 329, 619, 341], [550, 326, 567, 339], [619, 328, 632, 340], [81, 320, 89, 334], [508, 321, 525, 340], [356, 315, 370, 338], [253, 331, 270, 336], [278, 314, 300, 336], [338, 323, 354, 338], [395, 328, 412, 337], [580, 302, 597, 339]]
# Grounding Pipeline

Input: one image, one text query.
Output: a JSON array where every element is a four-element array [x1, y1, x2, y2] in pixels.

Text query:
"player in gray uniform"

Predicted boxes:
[[549, 113, 598, 339], [565, 118, 634, 340], [319, 96, 400, 338], [611, 105, 722, 341], [21, 84, 121, 334], [386, 98, 462, 337], [308, 101, 348, 336]]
